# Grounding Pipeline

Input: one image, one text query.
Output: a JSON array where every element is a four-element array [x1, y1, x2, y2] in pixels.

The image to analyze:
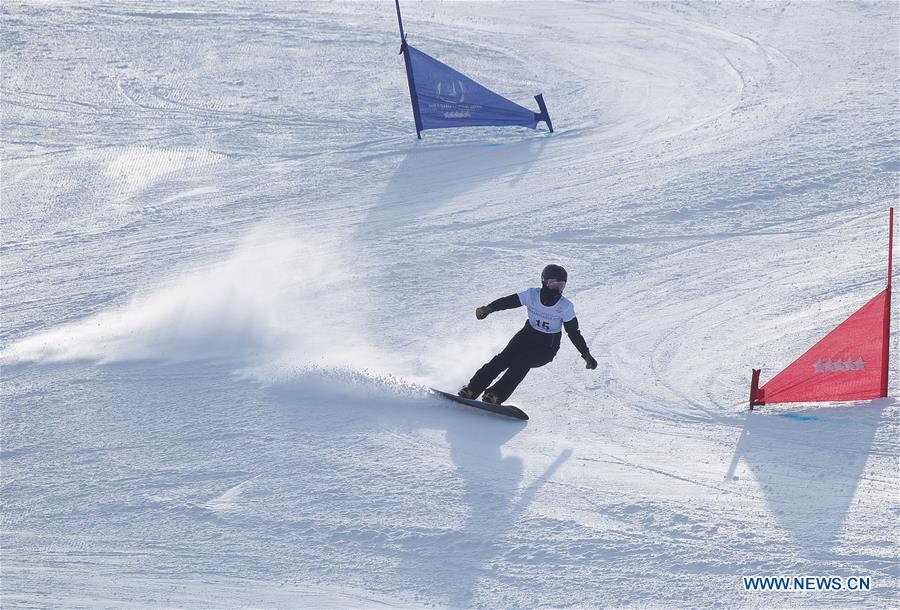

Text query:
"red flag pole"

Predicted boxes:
[[881, 208, 893, 397], [888, 207, 894, 290], [749, 368, 762, 410]]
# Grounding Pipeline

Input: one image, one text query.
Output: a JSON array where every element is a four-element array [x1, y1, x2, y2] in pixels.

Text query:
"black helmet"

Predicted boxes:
[[541, 264, 568, 291]]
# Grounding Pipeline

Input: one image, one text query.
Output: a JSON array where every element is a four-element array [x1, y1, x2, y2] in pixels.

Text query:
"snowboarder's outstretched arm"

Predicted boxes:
[[564, 317, 597, 369], [475, 293, 521, 320]]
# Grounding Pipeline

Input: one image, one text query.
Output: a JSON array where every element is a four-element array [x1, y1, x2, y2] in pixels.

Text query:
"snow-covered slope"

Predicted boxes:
[[2, 1, 897, 607]]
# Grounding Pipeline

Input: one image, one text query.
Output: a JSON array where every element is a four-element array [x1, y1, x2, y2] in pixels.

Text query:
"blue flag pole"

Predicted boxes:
[[534, 94, 553, 133], [394, 0, 405, 40], [395, 0, 422, 138]]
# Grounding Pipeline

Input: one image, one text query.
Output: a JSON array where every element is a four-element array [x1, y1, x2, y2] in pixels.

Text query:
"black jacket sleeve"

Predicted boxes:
[[563, 317, 591, 358], [486, 293, 522, 312]]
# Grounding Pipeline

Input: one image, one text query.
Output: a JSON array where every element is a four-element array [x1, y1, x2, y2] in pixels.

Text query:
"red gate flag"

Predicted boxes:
[[750, 208, 893, 408], [751, 289, 890, 405]]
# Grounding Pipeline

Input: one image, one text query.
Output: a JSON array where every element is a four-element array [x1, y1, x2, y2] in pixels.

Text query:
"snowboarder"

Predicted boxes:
[[459, 264, 598, 405]]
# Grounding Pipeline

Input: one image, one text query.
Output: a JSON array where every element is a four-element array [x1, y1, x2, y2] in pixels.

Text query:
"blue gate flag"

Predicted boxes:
[[401, 42, 552, 137]]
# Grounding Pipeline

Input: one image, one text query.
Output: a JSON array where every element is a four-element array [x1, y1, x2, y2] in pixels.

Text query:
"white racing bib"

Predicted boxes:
[[517, 288, 575, 334]]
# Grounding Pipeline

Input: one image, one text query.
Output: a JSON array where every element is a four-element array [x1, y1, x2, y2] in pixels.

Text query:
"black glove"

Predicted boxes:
[[475, 306, 492, 320], [583, 354, 597, 370]]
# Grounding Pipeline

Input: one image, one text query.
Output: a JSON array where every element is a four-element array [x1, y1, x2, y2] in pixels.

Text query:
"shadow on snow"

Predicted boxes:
[[726, 399, 891, 554]]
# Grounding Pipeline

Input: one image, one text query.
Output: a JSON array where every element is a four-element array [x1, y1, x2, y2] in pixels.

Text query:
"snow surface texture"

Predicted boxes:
[[2, 1, 898, 607]]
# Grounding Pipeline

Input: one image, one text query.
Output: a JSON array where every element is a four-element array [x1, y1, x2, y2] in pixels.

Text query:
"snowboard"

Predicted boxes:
[[430, 388, 529, 421]]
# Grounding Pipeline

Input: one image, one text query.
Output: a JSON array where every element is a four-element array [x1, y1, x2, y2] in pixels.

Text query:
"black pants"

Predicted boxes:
[[468, 323, 560, 403]]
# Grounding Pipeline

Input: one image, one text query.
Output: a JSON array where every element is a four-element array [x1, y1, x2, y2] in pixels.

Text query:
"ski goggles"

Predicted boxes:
[[545, 279, 566, 292]]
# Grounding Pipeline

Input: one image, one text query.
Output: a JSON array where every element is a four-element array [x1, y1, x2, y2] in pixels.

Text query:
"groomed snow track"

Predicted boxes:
[[2, 1, 898, 607]]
